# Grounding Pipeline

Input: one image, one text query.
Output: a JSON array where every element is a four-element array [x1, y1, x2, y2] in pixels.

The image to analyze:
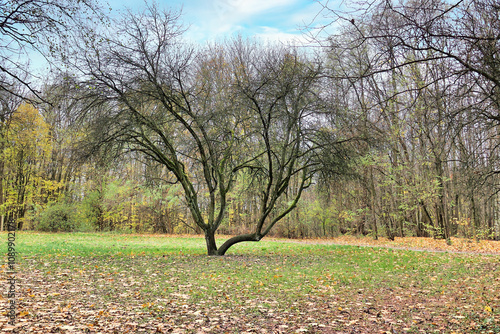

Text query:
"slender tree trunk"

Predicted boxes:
[[0, 126, 5, 232], [0, 158, 3, 232], [453, 194, 460, 236], [496, 192, 500, 241], [416, 206, 422, 237], [488, 198, 494, 240], [165, 209, 172, 234], [471, 194, 478, 241]]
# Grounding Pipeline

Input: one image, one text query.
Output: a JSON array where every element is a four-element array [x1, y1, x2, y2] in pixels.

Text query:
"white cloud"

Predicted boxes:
[[201, 0, 299, 35], [157, 0, 323, 45], [212, 0, 297, 17], [254, 26, 308, 45]]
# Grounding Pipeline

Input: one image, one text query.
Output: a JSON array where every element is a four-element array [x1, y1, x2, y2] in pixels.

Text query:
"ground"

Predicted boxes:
[[0, 233, 499, 333]]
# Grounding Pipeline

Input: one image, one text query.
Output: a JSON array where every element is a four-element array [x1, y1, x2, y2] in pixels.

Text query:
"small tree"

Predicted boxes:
[[69, 4, 348, 255]]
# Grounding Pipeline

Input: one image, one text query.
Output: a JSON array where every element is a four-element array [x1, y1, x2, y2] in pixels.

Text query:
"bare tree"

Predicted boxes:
[[67, 4, 347, 255], [316, 0, 500, 118], [312, 0, 500, 240], [0, 0, 106, 99]]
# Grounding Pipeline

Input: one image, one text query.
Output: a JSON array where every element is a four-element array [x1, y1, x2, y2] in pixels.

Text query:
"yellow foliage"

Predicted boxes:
[[1, 102, 56, 217], [6, 102, 52, 159]]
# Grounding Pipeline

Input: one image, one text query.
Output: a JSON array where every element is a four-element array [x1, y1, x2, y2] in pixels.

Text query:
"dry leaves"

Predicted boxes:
[[285, 236, 500, 255]]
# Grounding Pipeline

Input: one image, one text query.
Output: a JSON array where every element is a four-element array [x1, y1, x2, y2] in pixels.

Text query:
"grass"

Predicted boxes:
[[1, 232, 500, 333]]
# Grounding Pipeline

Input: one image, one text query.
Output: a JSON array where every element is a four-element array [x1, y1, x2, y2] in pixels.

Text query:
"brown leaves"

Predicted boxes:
[[286, 236, 500, 255], [1, 239, 499, 333]]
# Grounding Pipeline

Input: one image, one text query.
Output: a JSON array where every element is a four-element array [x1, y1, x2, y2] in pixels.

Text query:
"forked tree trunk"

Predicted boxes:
[[204, 230, 218, 256], [204, 229, 263, 256]]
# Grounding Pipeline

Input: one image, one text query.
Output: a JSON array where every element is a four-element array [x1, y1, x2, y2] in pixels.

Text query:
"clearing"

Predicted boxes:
[[0, 233, 499, 333]]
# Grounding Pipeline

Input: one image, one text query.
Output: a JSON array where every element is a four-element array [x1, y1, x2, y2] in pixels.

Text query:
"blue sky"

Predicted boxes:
[[106, 0, 328, 45], [27, 0, 332, 74]]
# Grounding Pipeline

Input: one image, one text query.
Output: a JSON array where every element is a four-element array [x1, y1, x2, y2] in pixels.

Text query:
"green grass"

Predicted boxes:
[[15, 232, 208, 256], [2, 232, 500, 333]]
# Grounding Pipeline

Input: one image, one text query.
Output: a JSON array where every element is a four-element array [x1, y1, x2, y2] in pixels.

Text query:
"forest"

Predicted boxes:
[[1, 0, 500, 254]]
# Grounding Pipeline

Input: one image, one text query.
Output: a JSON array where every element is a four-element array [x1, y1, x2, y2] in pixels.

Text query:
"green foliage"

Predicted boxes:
[[80, 189, 102, 228], [80, 179, 137, 231], [36, 202, 79, 232]]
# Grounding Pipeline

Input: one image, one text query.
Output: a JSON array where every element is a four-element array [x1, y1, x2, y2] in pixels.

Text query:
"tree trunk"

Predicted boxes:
[[216, 233, 261, 256], [471, 194, 479, 242], [369, 166, 378, 240], [0, 128, 5, 232], [496, 192, 500, 241], [0, 158, 3, 232], [205, 230, 218, 256], [416, 206, 423, 237]]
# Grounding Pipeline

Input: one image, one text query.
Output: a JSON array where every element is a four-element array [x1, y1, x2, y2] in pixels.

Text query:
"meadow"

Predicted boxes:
[[1, 232, 499, 333]]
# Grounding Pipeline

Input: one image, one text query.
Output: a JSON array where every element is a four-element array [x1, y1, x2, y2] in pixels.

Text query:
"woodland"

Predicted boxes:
[[2, 0, 500, 255]]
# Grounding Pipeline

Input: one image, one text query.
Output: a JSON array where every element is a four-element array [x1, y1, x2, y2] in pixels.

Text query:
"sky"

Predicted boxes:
[[105, 0, 329, 45], [25, 0, 334, 75]]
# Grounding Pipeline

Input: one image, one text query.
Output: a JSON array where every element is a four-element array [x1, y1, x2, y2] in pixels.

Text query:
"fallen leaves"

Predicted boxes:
[[1, 234, 499, 333], [286, 235, 500, 255]]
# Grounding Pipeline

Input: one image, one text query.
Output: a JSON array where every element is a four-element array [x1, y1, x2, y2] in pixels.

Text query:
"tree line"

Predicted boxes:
[[1, 0, 499, 254]]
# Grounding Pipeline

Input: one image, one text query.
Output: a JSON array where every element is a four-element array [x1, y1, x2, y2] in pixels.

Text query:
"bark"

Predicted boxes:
[[496, 193, 500, 241], [205, 230, 218, 256], [0, 156, 3, 232], [216, 233, 262, 256]]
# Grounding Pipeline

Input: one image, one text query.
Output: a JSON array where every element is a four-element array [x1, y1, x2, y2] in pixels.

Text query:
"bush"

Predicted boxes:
[[36, 203, 78, 232]]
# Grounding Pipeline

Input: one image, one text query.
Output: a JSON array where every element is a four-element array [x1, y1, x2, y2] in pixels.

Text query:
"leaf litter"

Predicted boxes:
[[0, 236, 499, 333]]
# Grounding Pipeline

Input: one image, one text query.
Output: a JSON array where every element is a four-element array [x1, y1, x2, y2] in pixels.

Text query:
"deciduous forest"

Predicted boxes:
[[2, 1, 500, 333], [2, 0, 500, 254]]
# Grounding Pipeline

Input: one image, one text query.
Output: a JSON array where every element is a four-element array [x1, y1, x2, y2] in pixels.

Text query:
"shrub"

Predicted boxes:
[[36, 203, 77, 232]]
